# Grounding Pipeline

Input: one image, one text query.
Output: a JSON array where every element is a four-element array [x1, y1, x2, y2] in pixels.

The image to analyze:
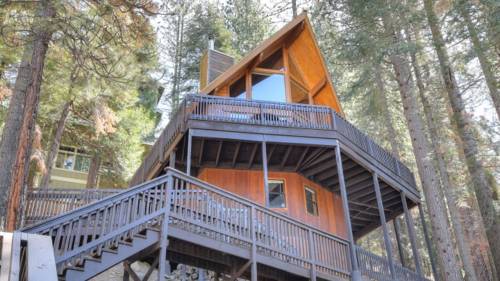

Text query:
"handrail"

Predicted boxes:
[[20, 168, 425, 281], [22, 188, 121, 227], [356, 245, 430, 281]]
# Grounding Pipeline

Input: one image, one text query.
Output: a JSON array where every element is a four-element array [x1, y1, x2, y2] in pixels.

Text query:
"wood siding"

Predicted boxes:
[[197, 168, 348, 239]]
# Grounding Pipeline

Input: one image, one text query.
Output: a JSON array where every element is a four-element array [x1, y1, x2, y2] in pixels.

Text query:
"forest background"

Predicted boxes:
[[0, 1, 498, 281]]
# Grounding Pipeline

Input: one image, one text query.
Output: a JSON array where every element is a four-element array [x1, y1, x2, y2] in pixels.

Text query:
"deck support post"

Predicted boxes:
[[262, 141, 269, 207], [401, 193, 423, 277], [392, 217, 406, 267], [186, 130, 192, 176], [250, 206, 258, 281], [334, 145, 361, 281], [169, 149, 176, 168], [418, 203, 439, 281], [373, 173, 396, 280], [158, 173, 173, 281]]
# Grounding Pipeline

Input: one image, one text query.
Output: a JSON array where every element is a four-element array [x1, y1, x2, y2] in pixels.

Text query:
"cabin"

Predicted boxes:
[[12, 13, 433, 281]]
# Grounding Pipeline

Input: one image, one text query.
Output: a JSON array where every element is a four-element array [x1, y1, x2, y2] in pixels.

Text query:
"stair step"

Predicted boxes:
[[64, 228, 160, 281]]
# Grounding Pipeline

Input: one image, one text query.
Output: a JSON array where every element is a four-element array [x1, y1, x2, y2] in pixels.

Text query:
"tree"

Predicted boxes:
[[0, 0, 158, 229], [0, 0, 55, 230], [455, 0, 499, 121], [223, 0, 271, 55], [423, 0, 500, 274]]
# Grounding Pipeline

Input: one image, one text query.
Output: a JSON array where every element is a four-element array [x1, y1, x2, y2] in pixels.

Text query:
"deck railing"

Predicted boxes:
[[356, 246, 430, 281], [183, 94, 416, 188], [21, 169, 425, 281], [22, 188, 120, 226], [23, 169, 351, 280]]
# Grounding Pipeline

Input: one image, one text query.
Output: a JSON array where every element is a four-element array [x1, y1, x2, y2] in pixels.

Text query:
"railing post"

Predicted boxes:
[[308, 229, 317, 281], [158, 173, 173, 281], [262, 141, 269, 207], [331, 109, 337, 130], [186, 129, 192, 176], [250, 206, 257, 281], [334, 144, 362, 281], [402, 193, 422, 278], [373, 173, 396, 280]]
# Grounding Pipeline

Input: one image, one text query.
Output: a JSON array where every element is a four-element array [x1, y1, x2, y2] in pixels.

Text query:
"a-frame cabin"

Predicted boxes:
[[16, 13, 432, 281]]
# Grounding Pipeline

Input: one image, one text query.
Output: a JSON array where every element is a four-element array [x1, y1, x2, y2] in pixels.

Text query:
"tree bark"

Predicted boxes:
[[86, 154, 101, 189], [382, 13, 463, 281], [423, 0, 500, 274], [0, 0, 55, 231], [39, 99, 73, 189], [408, 32, 478, 281], [458, 0, 499, 121]]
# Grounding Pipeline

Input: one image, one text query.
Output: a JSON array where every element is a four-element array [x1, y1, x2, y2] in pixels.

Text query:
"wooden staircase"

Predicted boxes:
[[15, 168, 427, 281], [63, 228, 160, 280]]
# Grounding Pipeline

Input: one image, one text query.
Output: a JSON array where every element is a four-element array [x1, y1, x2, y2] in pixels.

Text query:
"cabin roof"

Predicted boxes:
[[200, 12, 344, 115]]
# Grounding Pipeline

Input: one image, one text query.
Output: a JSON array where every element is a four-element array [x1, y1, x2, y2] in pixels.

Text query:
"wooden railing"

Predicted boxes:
[[184, 94, 416, 188], [128, 94, 417, 191], [22, 169, 352, 280], [22, 188, 120, 227], [356, 246, 430, 281]]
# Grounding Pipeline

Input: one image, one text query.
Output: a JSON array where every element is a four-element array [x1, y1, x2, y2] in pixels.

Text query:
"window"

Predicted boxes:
[[305, 187, 318, 216], [268, 180, 286, 208], [251, 74, 286, 102], [55, 146, 91, 172]]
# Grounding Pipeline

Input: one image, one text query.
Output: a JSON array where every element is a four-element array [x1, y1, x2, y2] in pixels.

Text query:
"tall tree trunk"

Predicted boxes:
[[423, 0, 500, 274], [86, 155, 101, 189], [291, 0, 297, 18], [39, 99, 73, 189], [374, 66, 401, 159], [408, 32, 478, 281], [458, 0, 499, 121], [382, 13, 463, 281], [0, 0, 55, 231]]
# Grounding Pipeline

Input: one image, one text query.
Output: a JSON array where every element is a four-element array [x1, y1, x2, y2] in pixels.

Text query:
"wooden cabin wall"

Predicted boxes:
[[287, 23, 342, 113], [197, 168, 348, 239]]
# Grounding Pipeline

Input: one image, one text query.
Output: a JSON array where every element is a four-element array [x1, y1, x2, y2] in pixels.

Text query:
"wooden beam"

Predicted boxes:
[[248, 143, 259, 169], [267, 144, 277, 162], [280, 146, 293, 169], [253, 67, 284, 75], [232, 142, 241, 167], [283, 46, 293, 103], [215, 141, 223, 167], [198, 139, 205, 166], [295, 146, 310, 171], [310, 77, 327, 98], [245, 70, 252, 99]]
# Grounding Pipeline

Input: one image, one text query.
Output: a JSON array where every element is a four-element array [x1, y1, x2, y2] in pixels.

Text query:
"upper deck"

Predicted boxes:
[[132, 94, 418, 197]]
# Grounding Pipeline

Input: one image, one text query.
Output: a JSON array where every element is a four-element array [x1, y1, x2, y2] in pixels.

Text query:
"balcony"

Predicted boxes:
[[131, 94, 417, 196]]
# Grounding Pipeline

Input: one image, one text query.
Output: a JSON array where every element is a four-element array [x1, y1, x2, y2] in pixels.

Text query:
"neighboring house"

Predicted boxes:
[[19, 13, 433, 281], [48, 145, 94, 188]]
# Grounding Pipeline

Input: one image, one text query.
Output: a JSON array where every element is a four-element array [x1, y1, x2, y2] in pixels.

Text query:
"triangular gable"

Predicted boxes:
[[200, 13, 344, 115]]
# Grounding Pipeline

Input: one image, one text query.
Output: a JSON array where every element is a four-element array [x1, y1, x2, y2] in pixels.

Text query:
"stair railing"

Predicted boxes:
[[22, 174, 171, 274]]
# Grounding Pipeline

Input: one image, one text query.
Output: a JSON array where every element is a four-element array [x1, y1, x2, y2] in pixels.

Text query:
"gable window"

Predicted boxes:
[[55, 146, 91, 173], [304, 186, 318, 216], [251, 73, 286, 102], [268, 180, 286, 208]]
